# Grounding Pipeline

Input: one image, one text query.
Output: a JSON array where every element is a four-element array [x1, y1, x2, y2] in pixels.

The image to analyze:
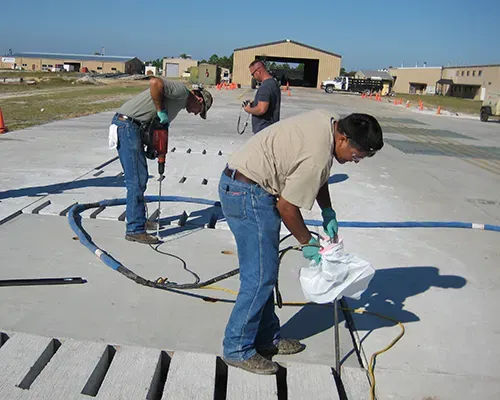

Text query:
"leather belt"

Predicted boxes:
[[224, 167, 257, 185], [116, 113, 142, 127]]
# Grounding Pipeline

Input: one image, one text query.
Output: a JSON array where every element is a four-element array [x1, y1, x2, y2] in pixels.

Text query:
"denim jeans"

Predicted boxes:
[[112, 114, 148, 234], [219, 171, 282, 361]]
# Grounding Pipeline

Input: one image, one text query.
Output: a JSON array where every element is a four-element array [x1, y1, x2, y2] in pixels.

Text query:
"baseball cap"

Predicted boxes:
[[197, 88, 213, 119]]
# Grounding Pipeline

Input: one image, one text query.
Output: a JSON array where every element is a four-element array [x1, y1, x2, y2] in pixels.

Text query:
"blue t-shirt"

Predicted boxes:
[[252, 78, 281, 134]]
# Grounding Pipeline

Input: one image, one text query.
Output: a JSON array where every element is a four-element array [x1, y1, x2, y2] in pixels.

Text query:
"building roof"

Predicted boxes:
[[443, 64, 500, 69], [234, 39, 341, 58], [357, 70, 393, 80], [9, 52, 140, 63]]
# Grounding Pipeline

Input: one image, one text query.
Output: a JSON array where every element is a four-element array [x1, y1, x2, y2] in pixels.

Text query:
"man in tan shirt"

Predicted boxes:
[[218, 109, 383, 374]]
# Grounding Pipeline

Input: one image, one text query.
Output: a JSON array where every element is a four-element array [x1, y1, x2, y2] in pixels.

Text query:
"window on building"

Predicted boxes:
[[461, 71, 464, 76], [111, 67, 116, 71], [478, 70, 483, 76], [472, 71, 476, 76], [466, 71, 470, 76], [97, 67, 102, 70], [42, 64, 47, 67], [22, 63, 27, 67]]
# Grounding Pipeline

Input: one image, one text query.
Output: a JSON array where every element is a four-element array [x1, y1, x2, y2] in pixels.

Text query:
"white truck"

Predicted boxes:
[[321, 76, 383, 94]]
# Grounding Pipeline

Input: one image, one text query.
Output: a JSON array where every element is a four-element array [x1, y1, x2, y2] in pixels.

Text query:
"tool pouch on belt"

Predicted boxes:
[[140, 117, 166, 160]]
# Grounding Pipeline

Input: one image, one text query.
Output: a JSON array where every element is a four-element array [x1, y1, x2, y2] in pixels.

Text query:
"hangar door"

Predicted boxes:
[[165, 63, 179, 77]]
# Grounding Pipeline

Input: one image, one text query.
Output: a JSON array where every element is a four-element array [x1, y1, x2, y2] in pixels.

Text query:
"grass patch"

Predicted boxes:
[[394, 94, 482, 115], [1, 84, 148, 131]]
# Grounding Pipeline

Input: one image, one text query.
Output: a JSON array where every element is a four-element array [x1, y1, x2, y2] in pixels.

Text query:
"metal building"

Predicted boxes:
[[232, 39, 341, 88], [162, 58, 198, 78], [0, 53, 143, 74], [389, 64, 500, 100]]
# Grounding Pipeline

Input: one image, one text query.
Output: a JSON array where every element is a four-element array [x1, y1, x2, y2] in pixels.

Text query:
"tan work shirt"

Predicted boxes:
[[228, 109, 338, 210]]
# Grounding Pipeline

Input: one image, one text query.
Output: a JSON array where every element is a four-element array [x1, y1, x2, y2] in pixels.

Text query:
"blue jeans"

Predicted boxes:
[[112, 114, 148, 234], [219, 171, 282, 361]]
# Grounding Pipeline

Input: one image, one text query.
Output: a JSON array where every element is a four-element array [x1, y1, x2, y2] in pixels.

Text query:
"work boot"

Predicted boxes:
[[125, 232, 161, 244], [257, 338, 306, 356], [223, 353, 279, 375], [145, 220, 158, 231]]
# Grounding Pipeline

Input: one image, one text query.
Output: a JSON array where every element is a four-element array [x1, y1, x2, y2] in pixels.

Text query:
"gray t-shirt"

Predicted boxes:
[[116, 79, 190, 123], [252, 77, 281, 134]]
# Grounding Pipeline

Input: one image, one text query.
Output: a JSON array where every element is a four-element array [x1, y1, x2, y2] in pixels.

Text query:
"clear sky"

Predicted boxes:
[[1, 0, 499, 70]]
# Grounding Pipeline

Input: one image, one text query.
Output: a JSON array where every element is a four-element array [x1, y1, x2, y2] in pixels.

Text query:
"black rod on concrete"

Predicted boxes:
[[0, 277, 87, 287]]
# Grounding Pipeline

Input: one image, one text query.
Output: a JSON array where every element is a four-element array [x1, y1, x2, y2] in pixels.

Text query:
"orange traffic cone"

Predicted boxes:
[[436, 106, 441, 115], [288, 89, 291, 96], [406, 101, 410, 108], [0, 108, 7, 134], [419, 101, 424, 111]]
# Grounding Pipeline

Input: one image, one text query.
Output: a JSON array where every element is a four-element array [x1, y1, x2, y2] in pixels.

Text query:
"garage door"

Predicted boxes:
[[166, 63, 179, 77]]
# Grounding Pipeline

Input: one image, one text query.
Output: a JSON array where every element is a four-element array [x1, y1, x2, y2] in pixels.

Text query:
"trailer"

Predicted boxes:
[[321, 76, 383, 94]]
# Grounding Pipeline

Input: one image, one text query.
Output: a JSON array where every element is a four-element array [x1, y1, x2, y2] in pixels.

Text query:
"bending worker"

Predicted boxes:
[[242, 60, 281, 133], [219, 110, 383, 374], [110, 78, 213, 244]]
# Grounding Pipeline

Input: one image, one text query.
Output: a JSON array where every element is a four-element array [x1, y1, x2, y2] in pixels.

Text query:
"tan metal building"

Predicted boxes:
[[163, 57, 198, 78], [389, 67, 442, 95], [389, 64, 500, 100], [232, 39, 341, 88], [0, 53, 143, 74], [440, 64, 500, 100]]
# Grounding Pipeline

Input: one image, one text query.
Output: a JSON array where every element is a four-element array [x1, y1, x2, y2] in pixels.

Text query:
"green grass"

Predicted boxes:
[[1, 85, 148, 131], [394, 93, 482, 115]]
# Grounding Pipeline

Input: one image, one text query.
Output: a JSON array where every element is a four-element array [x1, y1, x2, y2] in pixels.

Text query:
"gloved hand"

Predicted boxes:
[[157, 110, 170, 127], [321, 207, 338, 239], [302, 237, 322, 265]]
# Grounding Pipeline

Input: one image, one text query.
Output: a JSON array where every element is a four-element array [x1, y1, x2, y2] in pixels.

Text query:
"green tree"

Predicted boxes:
[[296, 64, 304, 71], [340, 67, 347, 76], [208, 54, 219, 65], [179, 53, 188, 59], [145, 58, 163, 69]]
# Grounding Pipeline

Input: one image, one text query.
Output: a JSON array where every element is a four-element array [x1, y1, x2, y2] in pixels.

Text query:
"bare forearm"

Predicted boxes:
[[277, 199, 311, 244], [150, 78, 165, 111], [316, 182, 332, 210]]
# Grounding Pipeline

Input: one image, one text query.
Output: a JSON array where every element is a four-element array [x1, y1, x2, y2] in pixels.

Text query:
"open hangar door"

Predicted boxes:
[[255, 56, 319, 88]]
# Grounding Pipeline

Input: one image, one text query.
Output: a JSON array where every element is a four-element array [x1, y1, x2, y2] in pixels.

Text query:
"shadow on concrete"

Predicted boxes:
[[0, 176, 126, 200], [157, 205, 225, 238], [328, 174, 349, 185], [281, 266, 467, 339]]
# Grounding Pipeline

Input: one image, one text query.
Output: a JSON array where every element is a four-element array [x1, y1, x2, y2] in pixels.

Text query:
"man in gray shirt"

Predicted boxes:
[[243, 60, 281, 133], [111, 78, 213, 244]]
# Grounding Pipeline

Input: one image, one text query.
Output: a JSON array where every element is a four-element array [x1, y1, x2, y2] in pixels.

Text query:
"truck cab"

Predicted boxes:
[[321, 77, 344, 93], [480, 91, 500, 122]]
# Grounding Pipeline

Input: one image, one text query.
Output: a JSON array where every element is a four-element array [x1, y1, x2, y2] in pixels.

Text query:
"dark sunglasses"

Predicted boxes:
[[250, 66, 262, 77]]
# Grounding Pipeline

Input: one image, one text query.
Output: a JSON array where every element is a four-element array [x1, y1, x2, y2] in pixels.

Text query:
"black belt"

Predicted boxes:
[[116, 113, 142, 127], [224, 167, 257, 185]]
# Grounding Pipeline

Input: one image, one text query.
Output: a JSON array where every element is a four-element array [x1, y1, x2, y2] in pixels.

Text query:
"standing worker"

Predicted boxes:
[[109, 78, 213, 244], [219, 110, 383, 374], [242, 60, 281, 134]]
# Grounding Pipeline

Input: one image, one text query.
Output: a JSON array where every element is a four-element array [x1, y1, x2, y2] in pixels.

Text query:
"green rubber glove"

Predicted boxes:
[[302, 237, 322, 265], [157, 110, 170, 127], [321, 207, 338, 238]]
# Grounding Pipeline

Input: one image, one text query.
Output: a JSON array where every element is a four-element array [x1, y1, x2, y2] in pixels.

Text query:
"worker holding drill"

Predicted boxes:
[[219, 110, 383, 374], [110, 78, 213, 244]]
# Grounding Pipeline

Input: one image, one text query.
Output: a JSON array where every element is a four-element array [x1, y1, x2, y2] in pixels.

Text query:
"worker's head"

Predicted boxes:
[[249, 60, 268, 83], [187, 88, 213, 119], [333, 114, 383, 164]]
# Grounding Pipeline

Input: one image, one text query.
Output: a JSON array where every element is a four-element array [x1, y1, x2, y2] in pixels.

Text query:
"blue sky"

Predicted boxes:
[[1, 0, 499, 70]]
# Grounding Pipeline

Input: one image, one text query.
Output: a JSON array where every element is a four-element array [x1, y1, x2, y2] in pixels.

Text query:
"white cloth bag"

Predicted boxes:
[[299, 237, 375, 304]]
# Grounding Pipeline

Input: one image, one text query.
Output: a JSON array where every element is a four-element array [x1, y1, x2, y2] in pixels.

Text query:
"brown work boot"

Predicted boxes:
[[145, 220, 158, 231], [125, 232, 161, 244], [257, 338, 306, 356], [223, 353, 279, 375]]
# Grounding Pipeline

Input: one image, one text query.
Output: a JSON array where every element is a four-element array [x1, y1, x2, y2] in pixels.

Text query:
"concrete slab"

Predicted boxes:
[[1, 87, 499, 399]]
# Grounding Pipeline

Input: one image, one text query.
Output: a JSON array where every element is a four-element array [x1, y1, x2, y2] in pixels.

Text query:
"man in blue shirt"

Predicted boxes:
[[243, 61, 281, 133]]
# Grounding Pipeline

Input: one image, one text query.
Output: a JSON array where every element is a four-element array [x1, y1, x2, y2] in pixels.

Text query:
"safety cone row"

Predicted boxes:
[[216, 82, 238, 90], [0, 108, 7, 134]]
